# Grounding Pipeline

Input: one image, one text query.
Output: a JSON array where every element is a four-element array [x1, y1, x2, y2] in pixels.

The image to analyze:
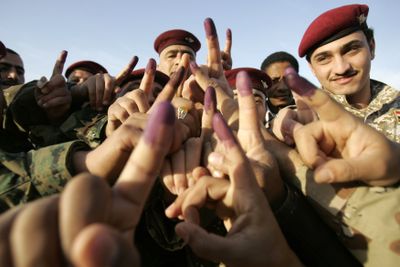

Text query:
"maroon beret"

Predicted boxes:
[[120, 68, 170, 88], [65, 60, 108, 78], [154, 29, 201, 54], [0, 41, 5, 59], [225, 67, 271, 96], [298, 4, 369, 58]]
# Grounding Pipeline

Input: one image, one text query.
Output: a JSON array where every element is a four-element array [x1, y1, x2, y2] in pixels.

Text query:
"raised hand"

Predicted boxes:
[[36, 50, 72, 123], [0, 102, 176, 267], [165, 107, 301, 267], [285, 67, 400, 186]]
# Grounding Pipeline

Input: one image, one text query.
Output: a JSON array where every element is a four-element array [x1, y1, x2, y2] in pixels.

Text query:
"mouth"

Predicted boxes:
[[331, 72, 358, 85]]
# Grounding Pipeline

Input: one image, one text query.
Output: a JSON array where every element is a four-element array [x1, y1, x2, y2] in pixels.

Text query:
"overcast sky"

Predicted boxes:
[[1, 0, 399, 88]]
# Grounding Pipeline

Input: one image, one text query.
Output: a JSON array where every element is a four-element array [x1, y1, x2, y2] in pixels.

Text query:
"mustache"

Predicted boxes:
[[0, 79, 19, 87], [331, 69, 358, 80]]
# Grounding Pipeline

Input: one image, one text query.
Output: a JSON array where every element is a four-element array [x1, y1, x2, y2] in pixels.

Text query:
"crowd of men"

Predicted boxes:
[[0, 3, 399, 267]]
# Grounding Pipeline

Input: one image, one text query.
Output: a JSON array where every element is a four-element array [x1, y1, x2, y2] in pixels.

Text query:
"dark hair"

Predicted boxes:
[[260, 51, 299, 73]]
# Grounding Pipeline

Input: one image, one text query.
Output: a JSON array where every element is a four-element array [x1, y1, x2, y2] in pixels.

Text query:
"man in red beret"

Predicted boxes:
[[65, 60, 108, 86], [299, 4, 399, 143], [154, 29, 200, 77], [118, 68, 169, 101], [0, 48, 25, 90], [294, 4, 400, 267], [225, 67, 271, 124]]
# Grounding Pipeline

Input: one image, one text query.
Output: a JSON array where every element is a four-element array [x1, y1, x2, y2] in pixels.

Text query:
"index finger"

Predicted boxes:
[[112, 102, 175, 227], [284, 67, 346, 123], [148, 66, 185, 113], [223, 28, 232, 54], [115, 56, 139, 86], [235, 71, 261, 135], [52, 50, 67, 78], [204, 18, 223, 76], [139, 58, 156, 97]]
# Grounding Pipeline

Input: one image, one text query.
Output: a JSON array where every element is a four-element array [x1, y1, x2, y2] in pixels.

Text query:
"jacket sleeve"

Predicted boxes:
[[0, 140, 89, 213]]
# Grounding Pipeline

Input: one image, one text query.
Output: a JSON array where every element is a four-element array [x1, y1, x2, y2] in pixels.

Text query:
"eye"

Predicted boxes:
[[314, 54, 331, 65]]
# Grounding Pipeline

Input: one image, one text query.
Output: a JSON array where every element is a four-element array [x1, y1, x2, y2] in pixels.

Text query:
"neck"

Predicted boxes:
[[345, 80, 371, 109]]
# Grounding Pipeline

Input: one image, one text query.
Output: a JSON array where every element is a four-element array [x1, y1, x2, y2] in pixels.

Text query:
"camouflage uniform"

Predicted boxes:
[[0, 140, 88, 213], [325, 79, 400, 143], [287, 161, 400, 267], [2, 81, 107, 151]]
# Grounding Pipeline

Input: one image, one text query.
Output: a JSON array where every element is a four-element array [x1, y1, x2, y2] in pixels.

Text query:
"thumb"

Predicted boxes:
[[71, 224, 139, 267], [175, 221, 228, 263]]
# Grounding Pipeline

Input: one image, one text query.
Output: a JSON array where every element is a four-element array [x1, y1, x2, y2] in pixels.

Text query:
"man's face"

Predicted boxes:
[[157, 45, 195, 77], [309, 30, 374, 98], [234, 89, 266, 123], [67, 69, 94, 85], [0, 52, 25, 89], [264, 61, 294, 109]]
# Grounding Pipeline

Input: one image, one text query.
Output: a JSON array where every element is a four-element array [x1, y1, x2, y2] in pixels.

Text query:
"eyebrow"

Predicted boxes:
[[0, 62, 25, 72], [312, 39, 365, 60], [165, 49, 195, 57]]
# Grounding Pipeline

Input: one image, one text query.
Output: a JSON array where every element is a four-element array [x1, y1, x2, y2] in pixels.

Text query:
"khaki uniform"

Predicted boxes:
[[0, 140, 88, 213], [283, 80, 400, 267], [325, 79, 400, 143], [287, 155, 400, 267]]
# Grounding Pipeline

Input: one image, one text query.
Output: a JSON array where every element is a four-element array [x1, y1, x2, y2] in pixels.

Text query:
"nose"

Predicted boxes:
[[333, 55, 351, 75], [173, 52, 183, 65], [6, 67, 19, 80]]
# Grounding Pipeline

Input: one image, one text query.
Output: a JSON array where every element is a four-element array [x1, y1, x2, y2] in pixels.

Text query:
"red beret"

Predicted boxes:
[[120, 68, 170, 88], [0, 41, 5, 59], [225, 68, 271, 96], [65, 60, 108, 78], [298, 4, 369, 58], [154, 29, 201, 54]]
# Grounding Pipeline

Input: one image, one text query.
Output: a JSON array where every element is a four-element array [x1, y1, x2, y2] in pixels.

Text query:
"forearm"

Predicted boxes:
[[274, 184, 362, 267]]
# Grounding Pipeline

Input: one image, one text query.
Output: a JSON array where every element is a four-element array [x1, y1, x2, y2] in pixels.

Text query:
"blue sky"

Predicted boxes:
[[1, 0, 399, 88]]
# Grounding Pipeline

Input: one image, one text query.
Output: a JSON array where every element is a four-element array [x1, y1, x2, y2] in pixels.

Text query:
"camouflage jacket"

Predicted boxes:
[[288, 164, 400, 267], [325, 79, 400, 143], [0, 140, 88, 213]]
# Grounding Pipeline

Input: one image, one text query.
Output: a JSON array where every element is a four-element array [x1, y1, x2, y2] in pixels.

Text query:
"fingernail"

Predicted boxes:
[[212, 113, 236, 147], [204, 18, 217, 37], [226, 28, 232, 39], [284, 67, 316, 96], [92, 232, 119, 266], [144, 102, 175, 144], [146, 58, 156, 74], [208, 152, 223, 166], [316, 168, 334, 183], [60, 50, 68, 63], [204, 86, 216, 113], [189, 61, 198, 73], [236, 71, 252, 96], [129, 56, 139, 68]]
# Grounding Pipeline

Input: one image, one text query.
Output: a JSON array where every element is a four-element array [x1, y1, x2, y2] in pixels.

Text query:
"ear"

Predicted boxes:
[[369, 38, 376, 60]]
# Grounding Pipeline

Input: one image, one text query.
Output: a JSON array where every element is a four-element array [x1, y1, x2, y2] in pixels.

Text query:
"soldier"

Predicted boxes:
[[154, 29, 201, 77], [260, 51, 297, 126], [298, 4, 399, 142], [0, 48, 25, 90], [65, 60, 108, 86], [225, 67, 271, 124]]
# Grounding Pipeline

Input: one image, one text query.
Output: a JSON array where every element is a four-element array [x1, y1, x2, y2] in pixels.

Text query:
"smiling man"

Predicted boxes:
[[299, 4, 400, 142]]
